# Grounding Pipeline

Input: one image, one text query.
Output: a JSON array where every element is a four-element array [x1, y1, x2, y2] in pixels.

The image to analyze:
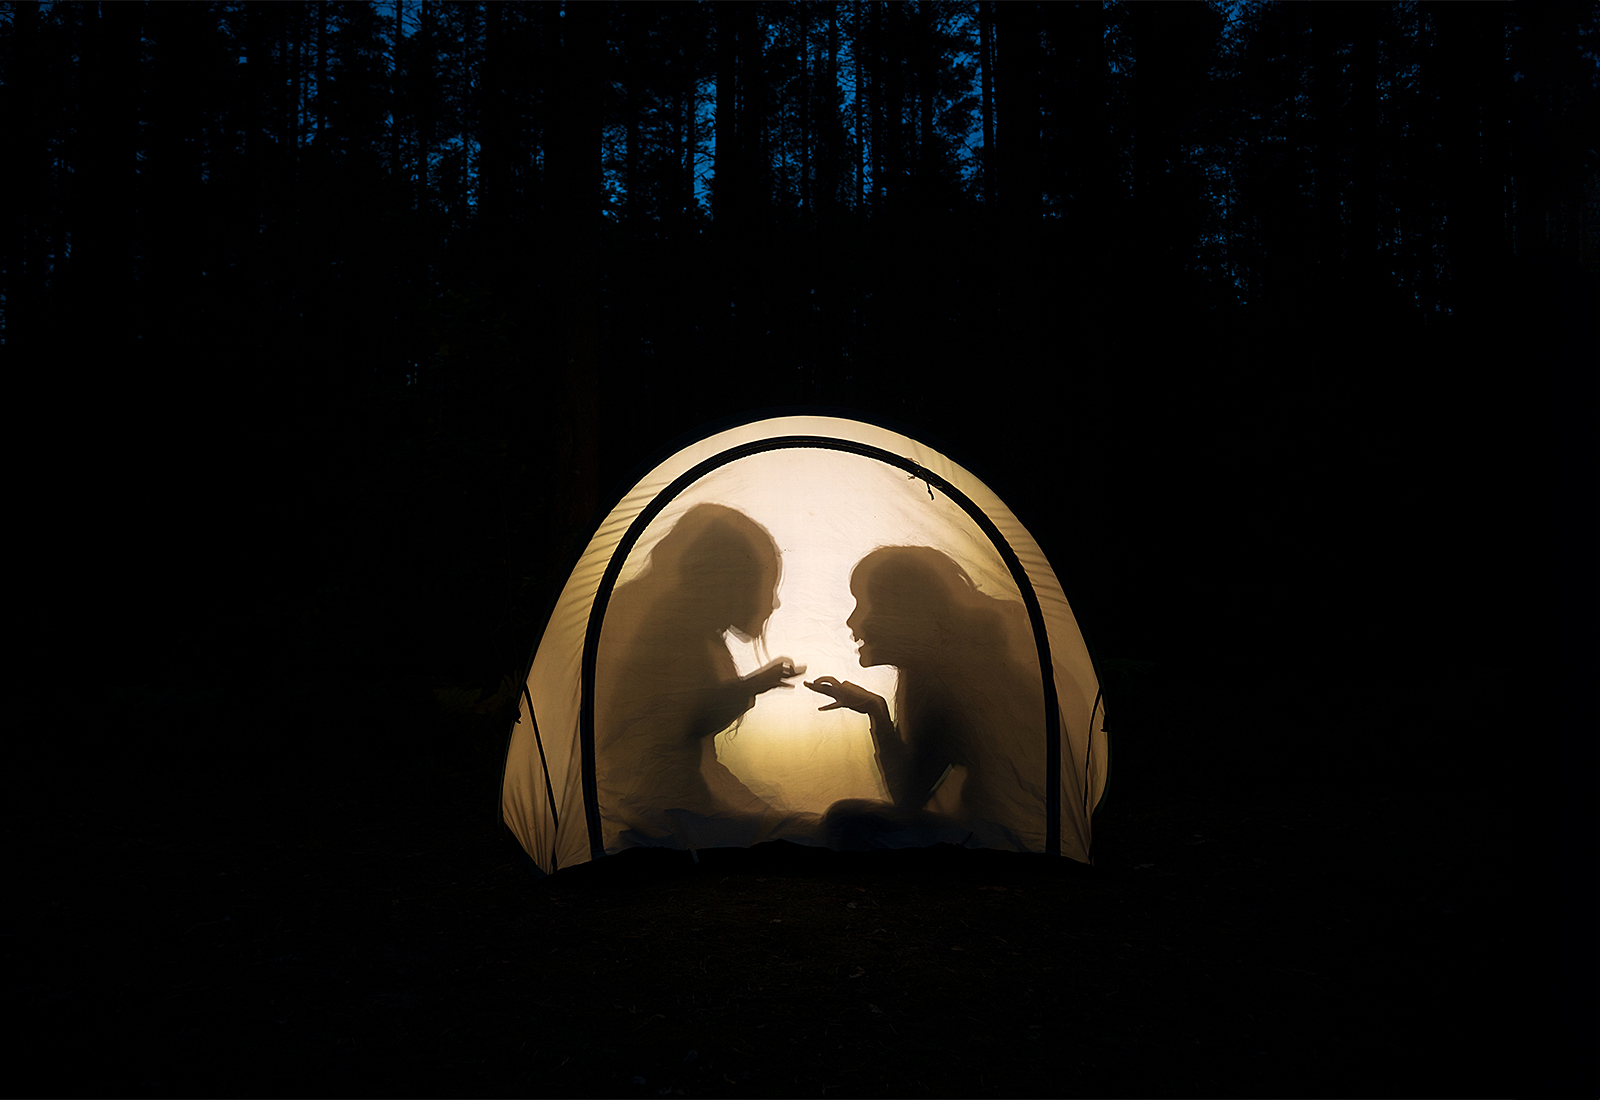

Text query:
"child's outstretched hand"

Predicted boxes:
[[803, 676, 883, 713], [746, 658, 806, 694]]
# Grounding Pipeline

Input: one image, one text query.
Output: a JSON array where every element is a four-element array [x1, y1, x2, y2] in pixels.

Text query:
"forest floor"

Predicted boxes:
[[14, 675, 1592, 1099]]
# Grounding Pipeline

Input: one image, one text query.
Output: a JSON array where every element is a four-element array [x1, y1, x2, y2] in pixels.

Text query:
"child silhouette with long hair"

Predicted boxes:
[[595, 503, 808, 850], [805, 546, 1046, 850]]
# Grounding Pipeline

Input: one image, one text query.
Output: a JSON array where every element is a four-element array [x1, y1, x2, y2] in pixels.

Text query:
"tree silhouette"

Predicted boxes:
[[2, 0, 1590, 720]]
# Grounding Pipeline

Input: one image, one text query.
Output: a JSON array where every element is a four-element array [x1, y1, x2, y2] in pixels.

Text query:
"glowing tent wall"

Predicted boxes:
[[502, 415, 1108, 873]]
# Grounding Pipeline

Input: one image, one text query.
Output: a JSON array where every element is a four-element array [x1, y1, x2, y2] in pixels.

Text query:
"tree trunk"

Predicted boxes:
[[993, 1, 1040, 366], [392, 0, 403, 178], [5, 2, 44, 358], [683, 12, 698, 225], [884, 0, 903, 209], [714, 4, 740, 381], [715, 7, 738, 224], [678, 5, 701, 373], [801, 3, 812, 222], [480, 0, 510, 287], [822, 5, 840, 215], [547, 0, 604, 537], [416, 0, 431, 215], [737, 4, 767, 371], [979, 1, 995, 207], [852, 0, 867, 361], [314, 7, 326, 141], [1437, 4, 1510, 323], [853, 1, 864, 216], [1345, 4, 1382, 298], [623, 6, 640, 225]]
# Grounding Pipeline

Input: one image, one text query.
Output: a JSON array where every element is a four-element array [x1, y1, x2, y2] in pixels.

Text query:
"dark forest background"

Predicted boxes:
[[9, 0, 1593, 712], [5, 2, 1596, 1089]]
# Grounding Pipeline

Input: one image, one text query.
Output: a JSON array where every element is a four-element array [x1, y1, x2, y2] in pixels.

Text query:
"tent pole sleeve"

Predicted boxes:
[[582, 434, 1065, 860]]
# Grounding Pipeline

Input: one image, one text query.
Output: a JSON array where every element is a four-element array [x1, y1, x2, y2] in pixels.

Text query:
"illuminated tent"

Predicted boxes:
[[502, 412, 1109, 875]]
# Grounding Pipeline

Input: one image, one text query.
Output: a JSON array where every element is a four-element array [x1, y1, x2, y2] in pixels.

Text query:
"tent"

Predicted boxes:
[[501, 412, 1109, 875]]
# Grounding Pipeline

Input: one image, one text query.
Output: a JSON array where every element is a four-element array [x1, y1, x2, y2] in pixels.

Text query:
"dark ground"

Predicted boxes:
[[14, 658, 1594, 1098]]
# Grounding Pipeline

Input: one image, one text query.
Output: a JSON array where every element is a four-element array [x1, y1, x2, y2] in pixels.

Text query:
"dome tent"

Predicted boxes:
[[502, 412, 1109, 875]]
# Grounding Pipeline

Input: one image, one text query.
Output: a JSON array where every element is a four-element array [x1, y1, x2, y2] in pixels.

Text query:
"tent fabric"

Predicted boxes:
[[502, 414, 1108, 874]]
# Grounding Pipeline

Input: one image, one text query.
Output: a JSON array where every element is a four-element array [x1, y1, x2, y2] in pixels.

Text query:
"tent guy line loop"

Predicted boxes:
[[905, 460, 936, 501]]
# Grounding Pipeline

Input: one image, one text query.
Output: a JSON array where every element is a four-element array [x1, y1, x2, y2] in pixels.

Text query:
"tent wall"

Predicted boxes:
[[502, 415, 1108, 873]]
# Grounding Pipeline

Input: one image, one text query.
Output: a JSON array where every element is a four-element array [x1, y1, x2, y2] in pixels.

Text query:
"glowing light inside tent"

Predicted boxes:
[[613, 448, 1024, 814]]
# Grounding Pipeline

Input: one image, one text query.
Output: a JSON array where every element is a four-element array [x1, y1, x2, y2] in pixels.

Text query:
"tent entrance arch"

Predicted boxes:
[[502, 414, 1108, 875]]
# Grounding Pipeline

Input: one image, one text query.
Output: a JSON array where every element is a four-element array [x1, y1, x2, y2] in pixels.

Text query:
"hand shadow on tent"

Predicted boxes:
[[806, 546, 1047, 853], [594, 503, 816, 852]]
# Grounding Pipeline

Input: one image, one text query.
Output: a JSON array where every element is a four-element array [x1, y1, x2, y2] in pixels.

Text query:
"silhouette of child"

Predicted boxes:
[[805, 546, 1046, 851], [595, 503, 808, 850]]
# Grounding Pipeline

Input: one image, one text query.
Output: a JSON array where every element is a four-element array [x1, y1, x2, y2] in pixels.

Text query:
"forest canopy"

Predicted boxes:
[[7, 2, 1595, 368], [5, 1, 1594, 725]]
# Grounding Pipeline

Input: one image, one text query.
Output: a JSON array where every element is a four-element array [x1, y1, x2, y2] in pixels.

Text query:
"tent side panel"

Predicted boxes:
[[501, 694, 555, 871], [504, 522, 623, 874], [966, 480, 1103, 864], [1022, 556, 1102, 864]]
